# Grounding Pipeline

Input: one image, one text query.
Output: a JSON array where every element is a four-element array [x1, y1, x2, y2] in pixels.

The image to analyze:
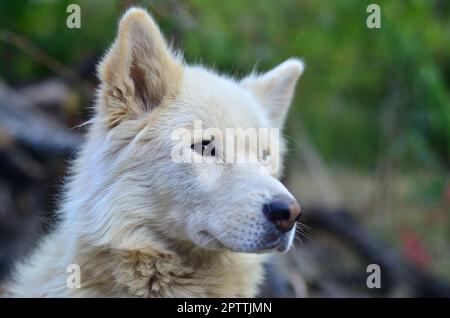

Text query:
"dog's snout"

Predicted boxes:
[[263, 198, 301, 232]]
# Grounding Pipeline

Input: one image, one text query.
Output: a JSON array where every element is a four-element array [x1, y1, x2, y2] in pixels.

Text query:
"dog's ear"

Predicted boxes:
[[97, 8, 183, 128], [241, 58, 304, 128]]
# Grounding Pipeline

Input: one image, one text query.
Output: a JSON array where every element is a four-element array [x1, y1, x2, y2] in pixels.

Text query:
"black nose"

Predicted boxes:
[[263, 199, 301, 232]]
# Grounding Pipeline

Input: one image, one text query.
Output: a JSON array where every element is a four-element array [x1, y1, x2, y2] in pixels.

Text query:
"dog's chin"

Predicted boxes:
[[192, 230, 294, 254]]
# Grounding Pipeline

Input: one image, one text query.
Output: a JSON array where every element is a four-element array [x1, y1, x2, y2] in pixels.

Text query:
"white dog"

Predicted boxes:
[[8, 7, 303, 297]]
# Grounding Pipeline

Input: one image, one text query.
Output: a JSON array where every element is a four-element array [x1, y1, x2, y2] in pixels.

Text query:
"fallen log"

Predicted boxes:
[[0, 81, 82, 158], [301, 206, 450, 298]]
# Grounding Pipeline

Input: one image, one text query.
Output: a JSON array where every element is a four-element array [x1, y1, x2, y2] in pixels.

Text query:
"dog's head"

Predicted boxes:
[[77, 8, 303, 254]]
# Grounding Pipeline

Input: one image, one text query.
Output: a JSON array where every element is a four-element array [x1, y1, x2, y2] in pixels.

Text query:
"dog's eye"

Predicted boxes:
[[191, 140, 216, 156]]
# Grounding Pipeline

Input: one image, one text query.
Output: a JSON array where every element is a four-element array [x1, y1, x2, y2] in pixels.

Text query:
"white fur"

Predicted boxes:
[[7, 8, 303, 297]]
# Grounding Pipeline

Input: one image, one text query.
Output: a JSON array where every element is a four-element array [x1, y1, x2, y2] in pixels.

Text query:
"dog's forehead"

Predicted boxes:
[[170, 66, 270, 130]]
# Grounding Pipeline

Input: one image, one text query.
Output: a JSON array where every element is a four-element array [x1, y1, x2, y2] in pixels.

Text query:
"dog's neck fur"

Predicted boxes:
[[78, 236, 266, 297], [9, 224, 265, 297]]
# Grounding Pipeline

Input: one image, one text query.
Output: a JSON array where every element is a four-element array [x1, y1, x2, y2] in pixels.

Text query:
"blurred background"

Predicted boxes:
[[0, 0, 449, 297]]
